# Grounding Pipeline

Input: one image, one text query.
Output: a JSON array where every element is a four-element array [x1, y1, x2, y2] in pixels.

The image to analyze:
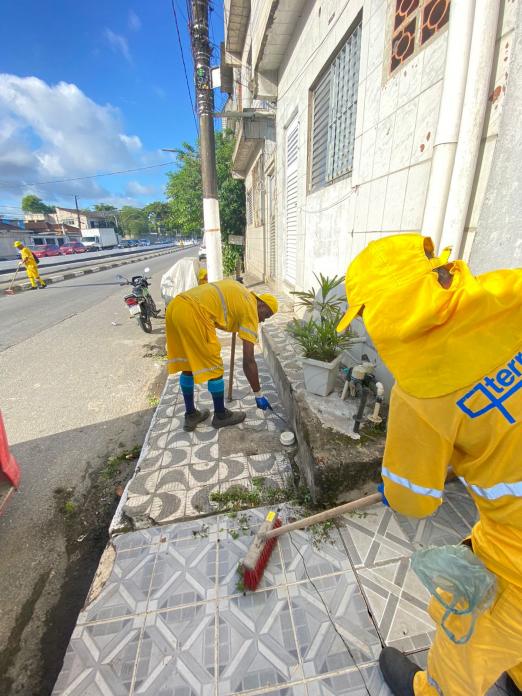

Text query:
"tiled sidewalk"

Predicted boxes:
[[53, 479, 506, 696], [123, 337, 293, 528]]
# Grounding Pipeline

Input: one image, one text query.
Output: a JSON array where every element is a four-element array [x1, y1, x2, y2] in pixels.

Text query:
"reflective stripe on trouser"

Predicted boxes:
[[413, 577, 522, 695], [165, 295, 224, 384]]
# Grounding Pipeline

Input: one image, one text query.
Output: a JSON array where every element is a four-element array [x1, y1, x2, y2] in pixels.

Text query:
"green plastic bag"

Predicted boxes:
[[411, 544, 497, 644]]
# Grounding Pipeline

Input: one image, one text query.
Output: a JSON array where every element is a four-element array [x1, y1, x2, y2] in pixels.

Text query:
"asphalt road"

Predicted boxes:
[[0, 243, 181, 274], [0, 247, 196, 695]]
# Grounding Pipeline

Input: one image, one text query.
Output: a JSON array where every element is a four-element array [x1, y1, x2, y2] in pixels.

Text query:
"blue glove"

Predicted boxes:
[[377, 483, 390, 507], [255, 395, 271, 411]]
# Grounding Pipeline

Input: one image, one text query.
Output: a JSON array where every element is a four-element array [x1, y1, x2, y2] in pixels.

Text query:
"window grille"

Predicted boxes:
[[310, 20, 362, 191], [391, 0, 450, 74]]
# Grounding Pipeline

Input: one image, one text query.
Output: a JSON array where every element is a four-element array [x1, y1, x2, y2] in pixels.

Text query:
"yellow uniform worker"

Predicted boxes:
[[14, 241, 46, 289], [166, 279, 278, 430], [197, 266, 208, 284], [337, 234, 522, 696]]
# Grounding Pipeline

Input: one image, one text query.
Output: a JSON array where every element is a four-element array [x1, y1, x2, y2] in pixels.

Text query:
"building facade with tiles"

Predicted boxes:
[[221, 0, 520, 293]]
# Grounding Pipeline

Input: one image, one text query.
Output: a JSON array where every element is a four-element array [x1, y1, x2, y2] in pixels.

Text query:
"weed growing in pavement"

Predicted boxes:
[[308, 520, 336, 549], [63, 500, 76, 517], [148, 395, 160, 407], [100, 447, 141, 481], [192, 523, 210, 539]]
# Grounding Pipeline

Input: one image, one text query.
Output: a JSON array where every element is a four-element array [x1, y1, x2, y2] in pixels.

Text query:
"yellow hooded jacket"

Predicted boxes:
[[339, 234, 522, 588]]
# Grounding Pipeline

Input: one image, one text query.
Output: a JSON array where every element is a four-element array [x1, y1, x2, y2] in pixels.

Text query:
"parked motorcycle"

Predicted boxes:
[[118, 268, 160, 333]]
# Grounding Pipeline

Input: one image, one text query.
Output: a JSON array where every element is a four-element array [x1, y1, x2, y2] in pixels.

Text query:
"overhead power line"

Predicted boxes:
[[0, 161, 177, 190], [171, 0, 199, 135]]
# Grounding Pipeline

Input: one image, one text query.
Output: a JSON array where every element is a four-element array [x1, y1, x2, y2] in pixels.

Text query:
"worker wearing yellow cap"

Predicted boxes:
[[13, 241, 46, 289], [166, 278, 278, 430], [337, 233, 522, 696]]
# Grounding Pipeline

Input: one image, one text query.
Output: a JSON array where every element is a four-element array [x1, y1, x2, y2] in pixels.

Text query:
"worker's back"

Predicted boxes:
[[387, 349, 522, 589], [181, 279, 259, 340]]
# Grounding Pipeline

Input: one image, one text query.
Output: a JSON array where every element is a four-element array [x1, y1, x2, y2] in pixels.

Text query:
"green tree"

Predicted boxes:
[[21, 194, 54, 214], [165, 130, 246, 241], [143, 201, 173, 235], [93, 204, 117, 211], [118, 206, 149, 238]]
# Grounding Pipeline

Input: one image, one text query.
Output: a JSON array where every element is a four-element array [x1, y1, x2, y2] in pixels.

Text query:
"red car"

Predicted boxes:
[[32, 244, 62, 258], [60, 242, 87, 255]]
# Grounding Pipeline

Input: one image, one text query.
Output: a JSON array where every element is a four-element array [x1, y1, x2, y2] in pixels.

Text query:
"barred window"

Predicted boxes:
[[390, 0, 450, 74], [309, 19, 362, 191], [246, 189, 253, 226]]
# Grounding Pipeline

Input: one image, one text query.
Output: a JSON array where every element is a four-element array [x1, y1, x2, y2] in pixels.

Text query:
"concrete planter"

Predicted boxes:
[[302, 354, 342, 397]]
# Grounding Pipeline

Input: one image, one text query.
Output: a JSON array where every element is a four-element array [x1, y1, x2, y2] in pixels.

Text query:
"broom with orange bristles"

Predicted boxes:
[[240, 492, 382, 591]]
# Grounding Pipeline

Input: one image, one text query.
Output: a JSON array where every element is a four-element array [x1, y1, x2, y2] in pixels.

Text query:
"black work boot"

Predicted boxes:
[[505, 675, 522, 696], [212, 408, 246, 429], [183, 408, 210, 432], [379, 647, 421, 696]]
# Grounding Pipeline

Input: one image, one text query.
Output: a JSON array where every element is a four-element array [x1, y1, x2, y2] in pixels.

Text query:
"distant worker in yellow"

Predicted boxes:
[[337, 234, 522, 696], [14, 241, 46, 289], [166, 279, 278, 430]]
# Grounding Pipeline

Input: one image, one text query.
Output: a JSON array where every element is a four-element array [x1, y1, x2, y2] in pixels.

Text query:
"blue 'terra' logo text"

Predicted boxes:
[[457, 352, 522, 424]]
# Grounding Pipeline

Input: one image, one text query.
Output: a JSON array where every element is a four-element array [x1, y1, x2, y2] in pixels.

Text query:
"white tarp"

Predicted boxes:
[[160, 257, 199, 306]]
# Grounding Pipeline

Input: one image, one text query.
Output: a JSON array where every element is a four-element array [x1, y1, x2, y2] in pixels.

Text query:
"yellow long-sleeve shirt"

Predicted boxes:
[[383, 349, 522, 588]]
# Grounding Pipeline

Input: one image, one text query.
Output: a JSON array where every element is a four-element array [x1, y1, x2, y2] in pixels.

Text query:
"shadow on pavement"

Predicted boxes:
[[0, 408, 156, 696]]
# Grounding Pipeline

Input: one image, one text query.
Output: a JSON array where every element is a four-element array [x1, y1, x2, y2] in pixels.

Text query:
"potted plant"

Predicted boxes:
[[289, 274, 352, 396]]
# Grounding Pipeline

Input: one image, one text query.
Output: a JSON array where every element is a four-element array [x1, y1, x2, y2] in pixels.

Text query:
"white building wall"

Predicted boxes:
[[261, 0, 518, 292]]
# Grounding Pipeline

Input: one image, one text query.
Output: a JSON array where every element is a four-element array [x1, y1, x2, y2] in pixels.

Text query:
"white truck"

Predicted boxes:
[[81, 227, 118, 251]]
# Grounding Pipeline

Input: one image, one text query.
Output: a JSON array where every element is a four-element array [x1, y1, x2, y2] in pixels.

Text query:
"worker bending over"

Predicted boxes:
[[14, 241, 46, 289], [166, 278, 278, 430], [337, 234, 522, 696]]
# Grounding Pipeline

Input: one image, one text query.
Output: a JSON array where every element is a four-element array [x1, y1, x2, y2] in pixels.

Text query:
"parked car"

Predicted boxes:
[[32, 244, 61, 258], [117, 240, 133, 249], [138, 239, 151, 246], [60, 242, 87, 255]]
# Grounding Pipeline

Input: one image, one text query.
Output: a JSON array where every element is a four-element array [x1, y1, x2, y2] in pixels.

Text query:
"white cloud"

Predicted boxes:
[[128, 10, 142, 31], [0, 74, 161, 203], [104, 28, 132, 63], [125, 181, 158, 197]]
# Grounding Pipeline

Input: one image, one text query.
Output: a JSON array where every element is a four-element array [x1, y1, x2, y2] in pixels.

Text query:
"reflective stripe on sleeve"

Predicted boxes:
[[459, 477, 522, 500], [210, 282, 228, 323], [167, 357, 189, 364], [239, 325, 258, 340], [381, 466, 444, 499]]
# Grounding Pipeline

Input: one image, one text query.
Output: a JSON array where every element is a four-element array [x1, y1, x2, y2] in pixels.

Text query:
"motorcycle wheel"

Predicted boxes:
[[136, 313, 152, 333]]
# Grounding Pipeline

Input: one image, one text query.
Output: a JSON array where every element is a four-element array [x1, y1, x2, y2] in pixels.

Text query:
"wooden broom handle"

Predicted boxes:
[[265, 492, 382, 539], [227, 332, 237, 402]]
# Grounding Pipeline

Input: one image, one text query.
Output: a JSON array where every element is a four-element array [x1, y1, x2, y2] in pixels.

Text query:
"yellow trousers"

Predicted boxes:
[[414, 577, 522, 695], [165, 295, 224, 384], [26, 264, 45, 287]]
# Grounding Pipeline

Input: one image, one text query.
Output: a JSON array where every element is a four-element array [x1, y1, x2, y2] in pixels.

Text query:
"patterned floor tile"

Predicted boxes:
[[132, 604, 216, 696], [356, 556, 434, 652], [148, 537, 218, 611], [395, 480, 476, 548], [247, 453, 281, 478], [113, 528, 163, 552], [159, 446, 191, 469], [219, 455, 249, 483], [191, 424, 219, 445], [135, 449, 164, 472], [217, 527, 285, 596], [305, 665, 393, 695], [148, 491, 187, 524], [217, 588, 303, 695], [279, 528, 353, 583], [337, 505, 415, 569], [243, 685, 307, 696], [52, 616, 144, 695], [164, 428, 192, 449], [288, 574, 382, 678], [126, 470, 161, 499], [79, 546, 156, 624]]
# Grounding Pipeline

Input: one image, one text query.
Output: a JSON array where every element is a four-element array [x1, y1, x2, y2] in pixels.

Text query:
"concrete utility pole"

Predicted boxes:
[[74, 195, 82, 230], [190, 0, 223, 280]]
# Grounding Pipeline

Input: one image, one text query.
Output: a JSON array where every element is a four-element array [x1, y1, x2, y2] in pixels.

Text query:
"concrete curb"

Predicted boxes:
[[2, 246, 194, 295]]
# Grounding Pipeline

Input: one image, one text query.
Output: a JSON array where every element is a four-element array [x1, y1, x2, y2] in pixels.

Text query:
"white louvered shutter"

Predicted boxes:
[[284, 118, 299, 285]]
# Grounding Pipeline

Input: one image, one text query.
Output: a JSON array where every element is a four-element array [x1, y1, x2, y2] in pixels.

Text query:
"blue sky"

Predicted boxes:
[[0, 0, 225, 217]]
